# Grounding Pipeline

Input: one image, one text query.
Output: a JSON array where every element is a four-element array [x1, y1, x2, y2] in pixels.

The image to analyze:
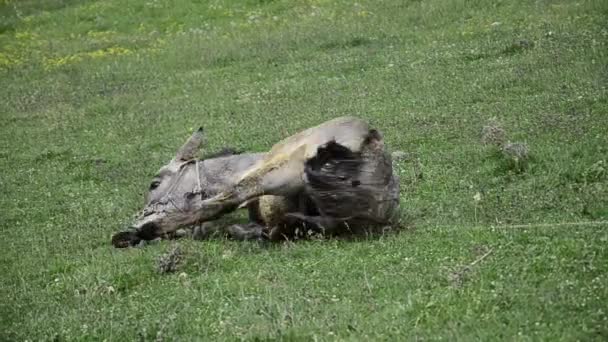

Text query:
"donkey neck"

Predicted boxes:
[[196, 152, 266, 196]]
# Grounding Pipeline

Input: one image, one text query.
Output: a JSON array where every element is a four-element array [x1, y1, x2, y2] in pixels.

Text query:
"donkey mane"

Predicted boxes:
[[200, 147, 243, 160]]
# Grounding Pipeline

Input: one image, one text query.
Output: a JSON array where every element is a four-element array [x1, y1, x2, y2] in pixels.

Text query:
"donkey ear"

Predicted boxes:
[[175, 127, 205, 161]]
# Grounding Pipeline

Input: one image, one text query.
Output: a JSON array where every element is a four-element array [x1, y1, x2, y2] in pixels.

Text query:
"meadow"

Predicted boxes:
[[1, 0, 607, 340]]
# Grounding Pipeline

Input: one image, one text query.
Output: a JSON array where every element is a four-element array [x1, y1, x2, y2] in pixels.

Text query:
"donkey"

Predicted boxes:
[[111, 116, 401, 248]]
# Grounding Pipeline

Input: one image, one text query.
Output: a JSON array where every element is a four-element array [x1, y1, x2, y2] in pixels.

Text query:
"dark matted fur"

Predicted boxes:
[[281, 130, 398, 237]]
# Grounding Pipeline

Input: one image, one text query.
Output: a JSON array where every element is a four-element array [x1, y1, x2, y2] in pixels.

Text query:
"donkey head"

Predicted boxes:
[[112, 128, 230, 248]]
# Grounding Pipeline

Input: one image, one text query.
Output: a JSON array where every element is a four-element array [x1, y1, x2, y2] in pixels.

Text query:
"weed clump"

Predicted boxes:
[[156, 245, 183, 274], [501, 142, 530, 171], [503, 39, 535, 55], [448, 245, 494, 288], [391, 150, 411, 162], [481, 119, 507, 147], [481, 119, 530, 172]]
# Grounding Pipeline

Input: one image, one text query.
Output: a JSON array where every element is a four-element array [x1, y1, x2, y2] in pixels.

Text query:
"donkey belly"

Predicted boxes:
[[257, 195, 295, 227]]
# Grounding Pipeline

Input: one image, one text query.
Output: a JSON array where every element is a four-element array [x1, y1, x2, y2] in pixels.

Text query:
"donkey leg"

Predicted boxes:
[[225, 222, 267, 241], [191, 222, 225, 240], [283, 212, 345, 235], [201, 146, 309, 211]]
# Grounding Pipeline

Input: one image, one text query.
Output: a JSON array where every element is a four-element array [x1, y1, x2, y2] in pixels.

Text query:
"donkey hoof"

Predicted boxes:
[[111, 231, 142, 248]]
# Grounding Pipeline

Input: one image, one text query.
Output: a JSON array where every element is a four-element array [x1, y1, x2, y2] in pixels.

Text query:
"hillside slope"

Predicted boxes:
[[1, 0, 607, 340]]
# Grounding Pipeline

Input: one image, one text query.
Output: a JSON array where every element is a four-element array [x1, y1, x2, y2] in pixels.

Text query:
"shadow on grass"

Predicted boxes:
[[463, 39, 535, 62], [125, 220, 416, 252]]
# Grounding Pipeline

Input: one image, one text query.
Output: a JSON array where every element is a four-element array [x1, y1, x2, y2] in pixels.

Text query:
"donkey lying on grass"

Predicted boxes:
[[112, 116, 401, 248]]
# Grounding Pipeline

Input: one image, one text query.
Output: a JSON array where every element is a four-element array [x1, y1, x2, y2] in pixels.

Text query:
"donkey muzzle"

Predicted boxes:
[[111, 221, 163, 248], [111, 230, 141, 248]]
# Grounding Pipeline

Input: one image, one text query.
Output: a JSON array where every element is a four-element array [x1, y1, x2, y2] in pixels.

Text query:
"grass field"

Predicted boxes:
[[1, 0, 607, 340]]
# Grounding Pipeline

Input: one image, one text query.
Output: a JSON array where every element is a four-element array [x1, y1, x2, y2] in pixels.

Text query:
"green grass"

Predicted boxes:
[[1, 0, 607, 340]]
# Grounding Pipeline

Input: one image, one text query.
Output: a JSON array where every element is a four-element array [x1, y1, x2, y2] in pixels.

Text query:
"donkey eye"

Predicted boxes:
[[149, 181, 161, 190]]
